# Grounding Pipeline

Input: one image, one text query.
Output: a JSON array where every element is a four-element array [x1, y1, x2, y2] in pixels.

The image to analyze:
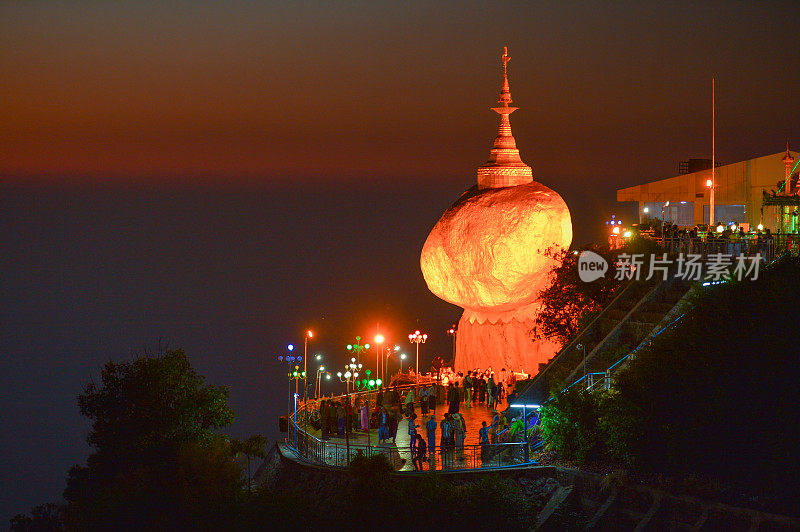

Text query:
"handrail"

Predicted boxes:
[[562, 278, 664, 385], [530, 278, 637, 385], [287, 383, 538, 471]]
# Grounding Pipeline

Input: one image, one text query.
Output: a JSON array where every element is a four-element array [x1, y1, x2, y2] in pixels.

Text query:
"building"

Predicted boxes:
[[617, 146, 799, 231]]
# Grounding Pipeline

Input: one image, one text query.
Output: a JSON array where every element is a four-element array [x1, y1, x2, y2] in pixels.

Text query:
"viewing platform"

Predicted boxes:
[[286, 382, 539, 472]]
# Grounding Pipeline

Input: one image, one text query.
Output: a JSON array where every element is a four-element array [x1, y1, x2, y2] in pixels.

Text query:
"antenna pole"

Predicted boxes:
[[710, 78, 715, 227]]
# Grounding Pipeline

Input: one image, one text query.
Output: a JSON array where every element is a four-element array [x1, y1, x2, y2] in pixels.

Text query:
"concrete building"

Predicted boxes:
[[617, 148, 799, 231]]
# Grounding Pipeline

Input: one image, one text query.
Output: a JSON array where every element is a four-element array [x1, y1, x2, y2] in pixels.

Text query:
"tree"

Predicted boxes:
[[532, 238, 661, 345], [10, 503, 65, 531], [231, 434, 268, 492], [539, 255, 800, 514], [63, 349, 242, 529], [77, 349, 235, 459], [532, 245, 622, 344]]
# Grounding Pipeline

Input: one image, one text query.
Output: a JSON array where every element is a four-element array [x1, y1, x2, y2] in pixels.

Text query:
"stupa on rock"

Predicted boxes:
[[420, 47, 573, 375]]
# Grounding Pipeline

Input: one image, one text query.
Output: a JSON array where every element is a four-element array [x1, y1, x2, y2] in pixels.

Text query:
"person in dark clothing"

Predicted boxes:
[[413, 434, 428, 471], [446, 384, 457, 414], [321, 400, 330, 440], [388, 408, 399, 444]]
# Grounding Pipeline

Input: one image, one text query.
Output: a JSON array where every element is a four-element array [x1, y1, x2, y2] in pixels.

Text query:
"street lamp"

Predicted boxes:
[[353, 369, 382, 452], [278, 347, 303, 396], [400, 353, 406, 372], [346, 336, 370, 364], [315, 364, 329, 398], [447, 325, 457, 362], [374, 334, 384, 382], [385, 345, 399, 383], [338, 357, 362, 395], [408, 330, 428, 384], [277, 349, 303, 445], [287, 365, 306, 449], [336, 358, 362, 463], [303, 330, 313, 401]]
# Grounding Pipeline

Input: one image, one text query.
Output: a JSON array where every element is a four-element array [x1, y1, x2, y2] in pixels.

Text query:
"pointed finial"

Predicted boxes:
[[478, 46, 532, 189], [498, 46, 512, 105], [784, 138, 794, 163]]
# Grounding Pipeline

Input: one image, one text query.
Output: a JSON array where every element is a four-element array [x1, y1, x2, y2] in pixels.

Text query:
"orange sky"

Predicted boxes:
[[2, 2, 798, 187]]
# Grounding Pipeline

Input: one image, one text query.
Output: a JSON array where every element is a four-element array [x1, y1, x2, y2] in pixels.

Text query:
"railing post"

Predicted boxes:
[[523, 405, 529, 463]]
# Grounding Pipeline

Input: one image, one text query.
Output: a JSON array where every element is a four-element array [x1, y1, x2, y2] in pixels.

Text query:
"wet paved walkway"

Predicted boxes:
[[297, 395, 510, 470], [395, 397, 509, 471]]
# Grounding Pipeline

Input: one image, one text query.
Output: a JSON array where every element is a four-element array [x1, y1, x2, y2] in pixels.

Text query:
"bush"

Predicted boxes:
[[547, 254, 800, 511], [539, 386, 606, 464]]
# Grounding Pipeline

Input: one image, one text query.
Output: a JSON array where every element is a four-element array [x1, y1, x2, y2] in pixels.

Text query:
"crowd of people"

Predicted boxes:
[[649, 222, 777, 257], [303, 366, 540, 471]]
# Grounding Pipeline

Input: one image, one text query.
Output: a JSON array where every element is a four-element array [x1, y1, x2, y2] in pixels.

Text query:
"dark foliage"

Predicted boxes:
[[540, 254, 800, 512], [62, 349, 245, 530], [609, 255, 800, 500], [9, 503, 65, 532]]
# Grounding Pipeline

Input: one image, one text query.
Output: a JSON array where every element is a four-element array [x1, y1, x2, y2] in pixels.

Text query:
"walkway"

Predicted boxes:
[[396, 397, 510, 471], [295, 395, 512, 471]]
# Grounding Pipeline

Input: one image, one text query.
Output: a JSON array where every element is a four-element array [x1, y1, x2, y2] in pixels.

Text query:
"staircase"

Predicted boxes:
[[521, 275, 693, 404]]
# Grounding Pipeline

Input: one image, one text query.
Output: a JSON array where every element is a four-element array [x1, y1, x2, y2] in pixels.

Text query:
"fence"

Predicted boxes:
[[286, 384, 538, 471], [641, 232, 795, 263], [421, 442, 531, 471]]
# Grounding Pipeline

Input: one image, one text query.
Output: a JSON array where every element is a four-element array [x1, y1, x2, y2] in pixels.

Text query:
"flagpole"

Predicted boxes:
[[710, 77, 715, 227]]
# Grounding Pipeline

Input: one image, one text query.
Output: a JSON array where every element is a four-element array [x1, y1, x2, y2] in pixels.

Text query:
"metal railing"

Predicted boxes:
[[420, 442, 531, 471], [643, 233, 784, 262], [287, 385, 538, 471], [291, 423, 405, 468], [286, 382, 418, 464]]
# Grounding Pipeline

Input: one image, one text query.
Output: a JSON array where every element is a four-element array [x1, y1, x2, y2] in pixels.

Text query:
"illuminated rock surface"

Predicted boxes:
[[420, 48, 572, 374], [421, 182, 571, 313]]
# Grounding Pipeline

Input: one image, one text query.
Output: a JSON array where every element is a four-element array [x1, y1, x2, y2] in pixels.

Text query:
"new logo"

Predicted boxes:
[[578, 251, 608, 282]]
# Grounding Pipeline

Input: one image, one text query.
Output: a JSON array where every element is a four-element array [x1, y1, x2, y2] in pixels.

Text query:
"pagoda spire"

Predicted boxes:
[[783, 139, 795, 195], [477, 46, 533, 189]]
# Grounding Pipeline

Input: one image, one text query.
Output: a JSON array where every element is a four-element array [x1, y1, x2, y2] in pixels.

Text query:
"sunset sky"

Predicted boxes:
[[2, 0, 799, 522], [4, 2, 798, 184]]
